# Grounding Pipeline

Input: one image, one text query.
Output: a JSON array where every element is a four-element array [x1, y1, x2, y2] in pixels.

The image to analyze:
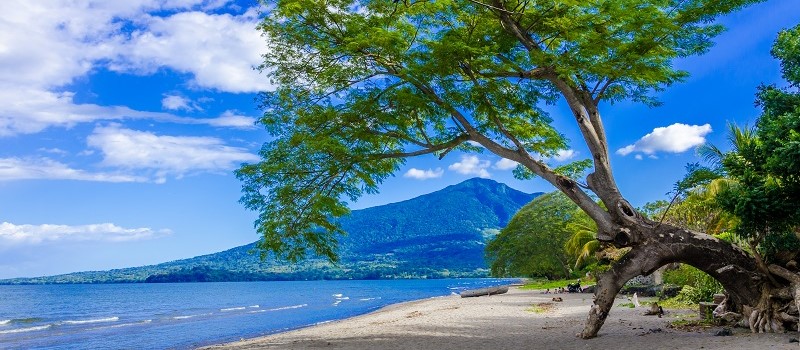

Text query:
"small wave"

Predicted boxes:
[[267, 304, 307, 312], [89, 319, 151, 331], [332, 300, 341, 306], [220, 307, 246, 312], [62, 317, 119, 325], [336, 296, 349, 300], [0, 325, 52, 334], [7, 318, 43, 324], [0, 320, 9, 326], [332, 294, 343, 298], [173, 312, 213, 320], [248, 310, 267, 314], [359, 297, 381, 301], [249, 305, 259, 308]]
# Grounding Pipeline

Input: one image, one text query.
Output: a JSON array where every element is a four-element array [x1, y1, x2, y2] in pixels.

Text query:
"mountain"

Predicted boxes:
[[1, 178, 541, 284]]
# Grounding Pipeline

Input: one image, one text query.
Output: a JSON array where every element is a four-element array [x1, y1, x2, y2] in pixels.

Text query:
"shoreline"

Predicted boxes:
[[200, 287, 798, 349]]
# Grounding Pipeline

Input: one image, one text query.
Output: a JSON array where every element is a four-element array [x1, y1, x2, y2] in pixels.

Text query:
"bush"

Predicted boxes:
[[663, 264, 722, 303]]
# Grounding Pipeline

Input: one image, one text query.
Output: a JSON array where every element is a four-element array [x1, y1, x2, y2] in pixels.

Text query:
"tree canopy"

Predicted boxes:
[[237, 0, 762, 262], [485, 191, 588, 279], [694, 24, 800, 263]]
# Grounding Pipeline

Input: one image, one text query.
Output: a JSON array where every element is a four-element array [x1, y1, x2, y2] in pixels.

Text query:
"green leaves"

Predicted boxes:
[[772, 24, 800, 87], [241, 0, 764, 261], [486, 191, 598, 278], [694, 24, 800, 260]]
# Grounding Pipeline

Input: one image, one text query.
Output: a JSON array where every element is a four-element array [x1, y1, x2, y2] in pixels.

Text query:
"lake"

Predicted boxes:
[[0, 278, 515, 349]]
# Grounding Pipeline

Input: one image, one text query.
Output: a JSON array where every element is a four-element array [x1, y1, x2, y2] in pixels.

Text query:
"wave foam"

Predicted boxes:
[[220, 307, 246, 312], [0, 320, 9, 326], [267, 304, 308, 312], [88, 319, 151, 331], [62, 317, 119, 325], [0, 325, 52, 334]]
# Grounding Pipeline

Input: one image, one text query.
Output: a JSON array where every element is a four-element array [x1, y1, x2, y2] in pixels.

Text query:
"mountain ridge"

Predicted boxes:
[[1, 178, 541, 284]]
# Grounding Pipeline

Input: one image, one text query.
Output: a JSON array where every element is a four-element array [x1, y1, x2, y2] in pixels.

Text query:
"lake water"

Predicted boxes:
[[0, 278, 514, 349]]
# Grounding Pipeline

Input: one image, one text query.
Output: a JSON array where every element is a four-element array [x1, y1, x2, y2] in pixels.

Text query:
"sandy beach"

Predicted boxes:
[[203, 287, 798, 350]]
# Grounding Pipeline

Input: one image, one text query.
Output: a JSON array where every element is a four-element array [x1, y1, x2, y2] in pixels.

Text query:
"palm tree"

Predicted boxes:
[[564, 209, 600, 270]]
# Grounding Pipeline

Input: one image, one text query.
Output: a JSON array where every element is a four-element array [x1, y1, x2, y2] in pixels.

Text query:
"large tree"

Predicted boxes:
[[237, 0, 799, 337], [486, 191, 583, 279]]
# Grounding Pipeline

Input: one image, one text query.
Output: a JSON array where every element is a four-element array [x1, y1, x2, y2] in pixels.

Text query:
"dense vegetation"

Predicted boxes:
[[236, 0, 792, 338], [0, 178, 538, 284], [486, 192, 593, 279], [624, 26, 800, 331]]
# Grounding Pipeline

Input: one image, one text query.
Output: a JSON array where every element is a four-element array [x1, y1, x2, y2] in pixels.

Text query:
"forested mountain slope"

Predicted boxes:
[[1, 178, 539, 284]]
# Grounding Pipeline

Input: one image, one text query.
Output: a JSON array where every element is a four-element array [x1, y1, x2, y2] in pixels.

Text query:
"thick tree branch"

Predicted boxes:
[[492, 0, 540, 52], [592, 78, 614, 105]]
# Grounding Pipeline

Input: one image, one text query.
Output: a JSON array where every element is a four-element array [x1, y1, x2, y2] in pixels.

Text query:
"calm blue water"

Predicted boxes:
[[0, 279, 514, 349]]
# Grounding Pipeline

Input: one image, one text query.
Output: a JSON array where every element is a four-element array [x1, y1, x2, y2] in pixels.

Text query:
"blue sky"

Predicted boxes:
[[0, 0, 797, 279]]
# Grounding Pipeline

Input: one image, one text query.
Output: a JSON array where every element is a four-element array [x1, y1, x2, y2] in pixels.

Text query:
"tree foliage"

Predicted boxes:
[[692, 24, 800, 263], [238, 0, 761, 262], [485, 192, 581, 279]]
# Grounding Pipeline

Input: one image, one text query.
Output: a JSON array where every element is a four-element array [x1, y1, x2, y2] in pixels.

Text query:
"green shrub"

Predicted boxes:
[[663, 264, 722, 303]]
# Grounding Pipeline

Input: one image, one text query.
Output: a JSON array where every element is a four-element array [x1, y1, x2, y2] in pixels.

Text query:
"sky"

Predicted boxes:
[[0, 0, 798, 279]]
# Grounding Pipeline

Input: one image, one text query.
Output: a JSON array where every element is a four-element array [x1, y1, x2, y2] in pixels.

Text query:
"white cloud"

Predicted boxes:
[[494, 158, 518, 170], [110, 9, 271, 93], [0, 88, 257, 136], [205, 110, 257, 129], [88, 125, 260, 183], [0, 222, 170, 245], [553, 149, 577, 162], [38, 148, 68, 155], [0, 1, 231, 89], [403, 167, 444, 180], [0, 1, 269, 136], [449, 155, 491, 178], [0, 88, 177, 136], [616, 123, 712, 156], [0, 157, 147, 182], [161, 94, 197, 111]]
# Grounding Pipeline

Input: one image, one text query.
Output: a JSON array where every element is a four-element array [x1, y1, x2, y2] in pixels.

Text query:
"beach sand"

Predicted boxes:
[[203, 287, 798, 350]]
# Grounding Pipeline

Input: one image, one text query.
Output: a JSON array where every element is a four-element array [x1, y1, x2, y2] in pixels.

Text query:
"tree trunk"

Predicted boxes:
[[580, 221, 772, 339]]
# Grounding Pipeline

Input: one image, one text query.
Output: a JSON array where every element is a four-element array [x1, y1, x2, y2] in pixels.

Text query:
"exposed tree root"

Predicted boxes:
[[579, 223, 800, 338]]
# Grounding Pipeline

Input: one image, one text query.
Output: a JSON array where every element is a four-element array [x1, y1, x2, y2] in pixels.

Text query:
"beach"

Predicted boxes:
[[203, 287, 798, 350]]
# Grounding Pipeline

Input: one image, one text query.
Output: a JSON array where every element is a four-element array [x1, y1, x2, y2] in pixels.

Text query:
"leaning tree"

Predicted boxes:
[[237, 0, 799, 337]]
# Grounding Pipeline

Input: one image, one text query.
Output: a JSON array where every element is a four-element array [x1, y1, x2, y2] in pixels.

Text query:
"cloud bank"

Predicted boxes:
[[88, 125, 260, 183], [0, 222, 171, 245], [0, 1, 269, 137]]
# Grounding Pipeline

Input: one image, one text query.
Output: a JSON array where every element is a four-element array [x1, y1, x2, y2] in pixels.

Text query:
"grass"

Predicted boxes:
[[520, 277, 594, 291], [526, 302, 555, 314], [658, 297, 696, 310]]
